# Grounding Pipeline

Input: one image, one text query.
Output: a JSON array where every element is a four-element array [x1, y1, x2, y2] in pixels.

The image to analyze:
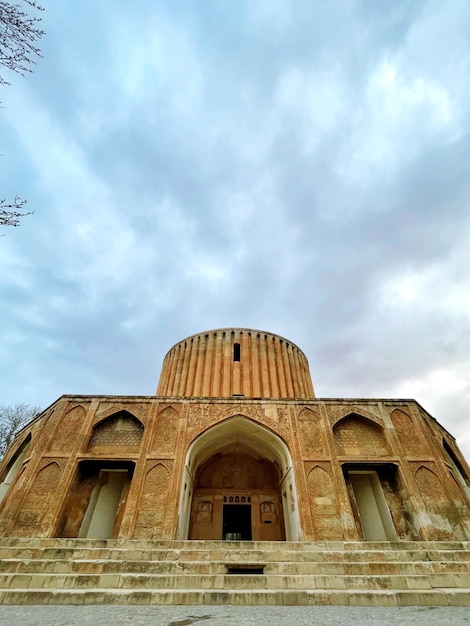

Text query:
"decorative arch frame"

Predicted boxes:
[[333, 411, 389, 456], [90, 408, 143, 430], [156, 404, 180, 416], [87, 410, 144, 452], [443, 438, 470, 495], [177, 414, 301, 541], [332, 410, 384, 430], [0, 434, 32, 503]]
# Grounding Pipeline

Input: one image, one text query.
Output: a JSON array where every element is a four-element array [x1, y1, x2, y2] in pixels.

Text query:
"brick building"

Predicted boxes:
[[1, 328, 469, 543]]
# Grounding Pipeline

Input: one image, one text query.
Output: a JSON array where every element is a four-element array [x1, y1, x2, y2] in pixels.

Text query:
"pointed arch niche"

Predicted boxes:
[[177, 416, 301, 541], [443, 439, 470, 500], [87, 410, 143, 453], [333, 413, 389, 456], [0, 435, 31, 502]]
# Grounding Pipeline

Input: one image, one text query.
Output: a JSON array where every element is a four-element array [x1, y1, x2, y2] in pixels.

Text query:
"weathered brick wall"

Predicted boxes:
[[0, 396, 469, 542]]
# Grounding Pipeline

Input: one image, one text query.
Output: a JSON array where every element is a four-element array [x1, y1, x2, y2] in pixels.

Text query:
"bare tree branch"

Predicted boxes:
[[1, 1, 44, 228], [0, 196, 32, 226], [0, 403, 41, 457], [0, 0, 45, 84]]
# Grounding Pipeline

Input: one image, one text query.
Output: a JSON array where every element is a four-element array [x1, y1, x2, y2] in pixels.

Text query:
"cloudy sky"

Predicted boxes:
[[1, 0, 470, 458]]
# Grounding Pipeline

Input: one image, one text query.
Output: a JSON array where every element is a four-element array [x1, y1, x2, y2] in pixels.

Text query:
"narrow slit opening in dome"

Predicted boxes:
[[233, 343, 241, 362]]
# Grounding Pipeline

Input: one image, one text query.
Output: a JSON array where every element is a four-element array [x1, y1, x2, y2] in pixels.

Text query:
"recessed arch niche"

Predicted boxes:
[[87, 410, 143, 453], [443, 439, 470, 499], [0, 434, 31, 502], [333, 413, 388, 456], [177, 415, 301, 541]]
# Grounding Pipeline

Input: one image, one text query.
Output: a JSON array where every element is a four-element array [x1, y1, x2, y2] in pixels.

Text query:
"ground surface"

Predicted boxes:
[[0, 606, 469, 626]]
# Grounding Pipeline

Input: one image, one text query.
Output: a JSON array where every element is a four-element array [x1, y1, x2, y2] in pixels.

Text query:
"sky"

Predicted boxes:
[[1, 0, 470, 459]]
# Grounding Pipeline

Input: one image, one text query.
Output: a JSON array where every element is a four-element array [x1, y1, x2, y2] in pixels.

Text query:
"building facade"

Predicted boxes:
[[1, 328, 470, 544]]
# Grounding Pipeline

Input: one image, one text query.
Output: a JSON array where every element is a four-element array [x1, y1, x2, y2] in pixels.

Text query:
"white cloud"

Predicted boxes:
[[2, 0, 470, 465], [275, 66, 345, 152], [338, 58, 461, 184]]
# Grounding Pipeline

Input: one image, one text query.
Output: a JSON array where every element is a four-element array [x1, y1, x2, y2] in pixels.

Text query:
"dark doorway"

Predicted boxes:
[[223, 504, 252, 540]]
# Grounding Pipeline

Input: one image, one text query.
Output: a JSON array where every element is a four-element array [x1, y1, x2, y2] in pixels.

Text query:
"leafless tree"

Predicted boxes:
[[1, 1, 45, 228], [0, 195, 31, 226], [0, 403, 40, 457], [0, 0, 44, 84]]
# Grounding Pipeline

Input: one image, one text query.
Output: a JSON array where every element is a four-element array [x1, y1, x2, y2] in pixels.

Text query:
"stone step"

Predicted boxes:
[[0, 539, 468, 606], [0, 558, 469, 576], [0, 539, 467, 550], [0, 546, 469, 562], [0, 587, 470, 606], [1, 571, 470, 591]]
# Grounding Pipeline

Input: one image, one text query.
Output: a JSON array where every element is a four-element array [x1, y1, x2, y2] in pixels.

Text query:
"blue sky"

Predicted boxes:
[[2, 0, 470, 459]]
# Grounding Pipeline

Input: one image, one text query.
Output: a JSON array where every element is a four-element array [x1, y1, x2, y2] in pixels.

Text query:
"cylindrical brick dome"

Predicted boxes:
[[156, 328, 315, 399]]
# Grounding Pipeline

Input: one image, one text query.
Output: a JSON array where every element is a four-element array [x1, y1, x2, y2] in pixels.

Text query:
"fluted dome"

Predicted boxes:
[[156, 328, 314, 399]]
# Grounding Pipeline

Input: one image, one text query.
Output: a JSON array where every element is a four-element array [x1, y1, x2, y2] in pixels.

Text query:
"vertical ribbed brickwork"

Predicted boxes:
[[156, 328, 315, 399]]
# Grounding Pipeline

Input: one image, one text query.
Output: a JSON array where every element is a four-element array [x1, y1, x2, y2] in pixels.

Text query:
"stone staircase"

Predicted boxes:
[[0, 538, 469, 606]]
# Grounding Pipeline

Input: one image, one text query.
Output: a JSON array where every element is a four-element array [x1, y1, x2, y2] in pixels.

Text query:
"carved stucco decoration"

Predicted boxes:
[[297, 407, 325, 456], [414, 464, 465, 540], [156, 403, 181, 415], [48, 405, 86, 452], [197, 452, 278, 490], [184, 406, 288, 448], [95, 402, 152, 424], [88, 412, 144, 451], [326, 404, 384, 428], [152, 406, 179, 455], [306, 463, 343, 539], [134, 461, 173, 538], [184, 407, 290, 446], [189, 402, 266, 423], [14, 461, 63, 535], [33, 408, 64, 453], [333, 414, 389, 457], [196, 500, 213, 523], [390, 408, 428, 456]]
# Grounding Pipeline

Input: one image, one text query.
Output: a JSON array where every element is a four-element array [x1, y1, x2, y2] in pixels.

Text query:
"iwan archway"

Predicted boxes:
[[178, 416, 301, 541]]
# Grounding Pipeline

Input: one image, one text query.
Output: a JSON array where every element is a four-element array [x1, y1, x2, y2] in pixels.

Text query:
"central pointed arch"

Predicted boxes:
[[177, 415, 301, 540]]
